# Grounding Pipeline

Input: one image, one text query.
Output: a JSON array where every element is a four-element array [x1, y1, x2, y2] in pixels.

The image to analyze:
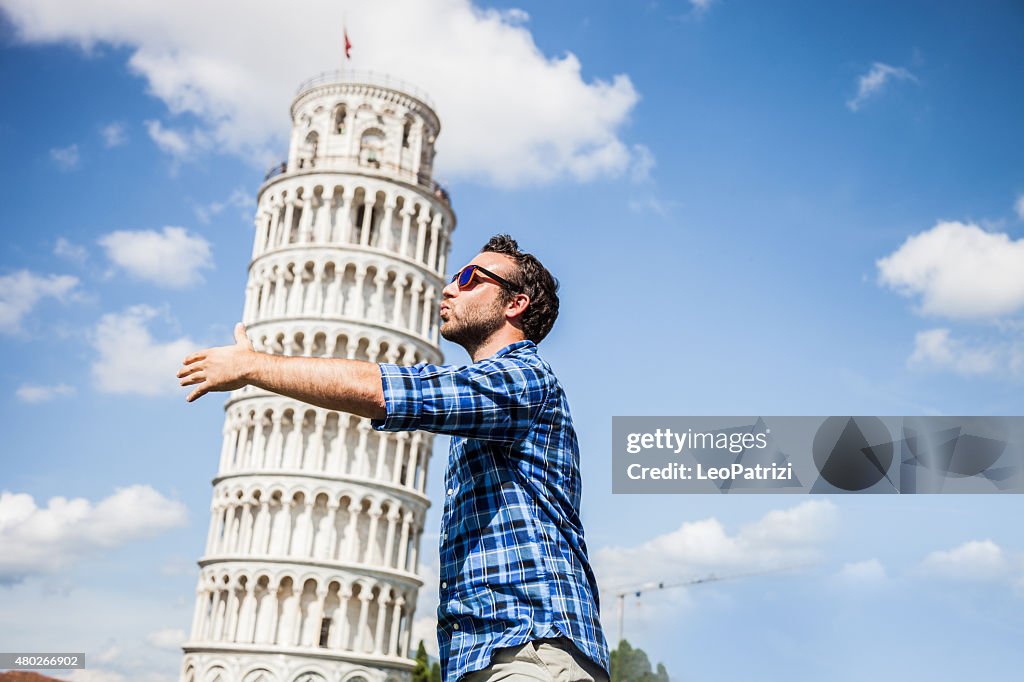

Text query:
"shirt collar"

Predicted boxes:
[[491, 339, 536, 358]]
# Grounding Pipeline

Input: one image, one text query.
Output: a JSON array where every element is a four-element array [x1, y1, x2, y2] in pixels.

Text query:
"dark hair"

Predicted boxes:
[[481, 234, 560, 343]]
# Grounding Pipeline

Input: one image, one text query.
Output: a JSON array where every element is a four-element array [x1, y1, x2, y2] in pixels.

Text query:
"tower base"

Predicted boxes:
[[181, 645, 415, 682]]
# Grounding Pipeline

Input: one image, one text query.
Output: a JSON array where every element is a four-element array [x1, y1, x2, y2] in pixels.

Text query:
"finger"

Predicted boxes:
[[176, 363, 203, 379], [234, 322, 253, 350], [183, 351, 207, 365], [187, 384, 208, 402], [180, 372, 205, 387]]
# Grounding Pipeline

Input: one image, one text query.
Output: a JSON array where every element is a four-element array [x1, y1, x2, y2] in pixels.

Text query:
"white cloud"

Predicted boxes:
[[101, 121, 128, 147], [877, 221, 1024, 319], [499, 8, 529, 25], [411, 617, 439, 659], [145, 119, 206, 160], [98, 226, 213, 288], [919, 540, 1012, 582], [689, 0, 715, 12], [96, 643, 121, 663], [908, 328, 1009, 376], [0, 485, 187, 584], [0, 269, 79, 334], [628, 195, 678, 218], [55, 236, 89, 264], [195, 187, 253, 224], [50, 143, 80, 170], [1015, 194, 1024, 221], [0, 0, 641, 187], [146, 628, 186, 651], [847, 62, 917, 111], [91, 305, 198, 396], [16, 382, 76, 403], [629, 143, 655, 183], [592, 501, 836, 637], [594, 500, 837, 593], [833, 559, 887, 586]]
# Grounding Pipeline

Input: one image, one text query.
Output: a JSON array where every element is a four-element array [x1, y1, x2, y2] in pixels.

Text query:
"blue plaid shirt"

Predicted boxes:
[[372, 340, 609, 681]]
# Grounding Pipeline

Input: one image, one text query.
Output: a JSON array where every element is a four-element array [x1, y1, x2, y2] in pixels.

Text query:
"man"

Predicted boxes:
[[178, 235, 610, 681]]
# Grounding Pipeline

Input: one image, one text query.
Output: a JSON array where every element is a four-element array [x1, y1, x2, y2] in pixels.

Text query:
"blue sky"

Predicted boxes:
[[1, 1, 1023, 680]]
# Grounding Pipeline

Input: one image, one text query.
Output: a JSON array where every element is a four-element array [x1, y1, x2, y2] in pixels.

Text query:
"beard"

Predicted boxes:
[[439, 298, 506, 350]]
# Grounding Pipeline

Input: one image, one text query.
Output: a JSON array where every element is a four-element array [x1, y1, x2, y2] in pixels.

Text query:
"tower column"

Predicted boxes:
[[414, 209, 429, 263], [333, 586, 352, 649], [305, 585, 329, 647], [391, 275, 407, 326], [238, 502, 254, 554], [407, 525, 420, 572], [370, 273, 388, 323], [282, 199, 296, 246], [388, 597, 405, 656], [399, 207, 413, 258], [239, 580, 258, 643], [362, 504, 382, 564], [308, 412, 327, 471], [420, 285, 435, 338], [224, 582, 241, 641], [299, 194, 315, 243], [383, 510, 400, 568], [397, 512, 412, 571], [380, 199, 397, 251], [427, 217, 440, 270], [338, 187, 354, 243], [391, 432, 406, 485], [372, 590, 390, 654], [325, 502, 341, 559], [356, 590, 372, 653], [408, 282, 424, 336], [342, 501, 361, 560], [360, 198, 374, 246], [313, 190, 332, 243]]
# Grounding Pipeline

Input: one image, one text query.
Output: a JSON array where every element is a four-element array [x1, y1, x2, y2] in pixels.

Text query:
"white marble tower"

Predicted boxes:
[[181, 70, 455, 682]]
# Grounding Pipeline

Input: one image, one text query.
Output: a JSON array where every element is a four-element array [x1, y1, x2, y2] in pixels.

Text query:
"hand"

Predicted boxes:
[[177, 322, 257, 402]]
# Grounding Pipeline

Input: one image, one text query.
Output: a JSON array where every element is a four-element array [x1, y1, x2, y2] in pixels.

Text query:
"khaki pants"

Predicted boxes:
[[463, 637, 610, 682]]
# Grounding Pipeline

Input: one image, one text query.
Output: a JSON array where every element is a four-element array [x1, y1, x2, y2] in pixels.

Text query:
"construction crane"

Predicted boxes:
[[611, 566, 797, 647]]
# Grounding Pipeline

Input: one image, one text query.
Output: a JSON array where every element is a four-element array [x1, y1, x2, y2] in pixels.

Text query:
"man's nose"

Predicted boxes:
[[442, 280, 459, 298]]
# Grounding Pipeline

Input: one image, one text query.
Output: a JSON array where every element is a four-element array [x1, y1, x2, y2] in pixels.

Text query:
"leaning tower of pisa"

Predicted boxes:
[[180, 70, 454, 682]]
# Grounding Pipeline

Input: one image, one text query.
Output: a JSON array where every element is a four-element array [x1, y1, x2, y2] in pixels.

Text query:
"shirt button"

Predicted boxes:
[[453, 624, 459, 630], [441, 581, 447, 589], [447, 488, 454, 495]]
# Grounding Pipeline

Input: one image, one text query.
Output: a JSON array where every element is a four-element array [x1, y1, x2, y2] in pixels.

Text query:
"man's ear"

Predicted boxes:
[[506, 293, 530, 322]]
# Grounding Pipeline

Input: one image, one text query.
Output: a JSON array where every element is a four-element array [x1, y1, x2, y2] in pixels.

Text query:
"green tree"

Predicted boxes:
[[412, 641, 431, 682], [609, 639, 671, 682], [411, 640, 442, 682]]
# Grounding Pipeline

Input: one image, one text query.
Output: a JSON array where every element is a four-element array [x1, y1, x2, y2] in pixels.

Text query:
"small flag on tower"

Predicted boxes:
[[344, 29, 352, 60]]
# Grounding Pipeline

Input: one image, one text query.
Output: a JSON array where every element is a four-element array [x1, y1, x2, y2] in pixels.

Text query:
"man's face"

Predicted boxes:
[[439, 252, 517, 348]]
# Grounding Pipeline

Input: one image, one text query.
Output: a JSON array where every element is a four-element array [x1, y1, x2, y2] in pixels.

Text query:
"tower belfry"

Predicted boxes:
[[181, 69, 454, 682]]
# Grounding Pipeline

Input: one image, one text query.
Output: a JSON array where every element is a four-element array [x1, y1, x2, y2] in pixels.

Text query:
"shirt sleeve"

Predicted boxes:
[[371, 356, 549, 443]]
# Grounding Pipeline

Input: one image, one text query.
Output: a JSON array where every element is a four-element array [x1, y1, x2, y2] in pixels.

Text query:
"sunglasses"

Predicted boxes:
[[450, 264, 522, 293]]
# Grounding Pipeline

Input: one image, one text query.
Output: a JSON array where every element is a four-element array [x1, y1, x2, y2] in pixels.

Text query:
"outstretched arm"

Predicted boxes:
[[177, 323, 385, 419]]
